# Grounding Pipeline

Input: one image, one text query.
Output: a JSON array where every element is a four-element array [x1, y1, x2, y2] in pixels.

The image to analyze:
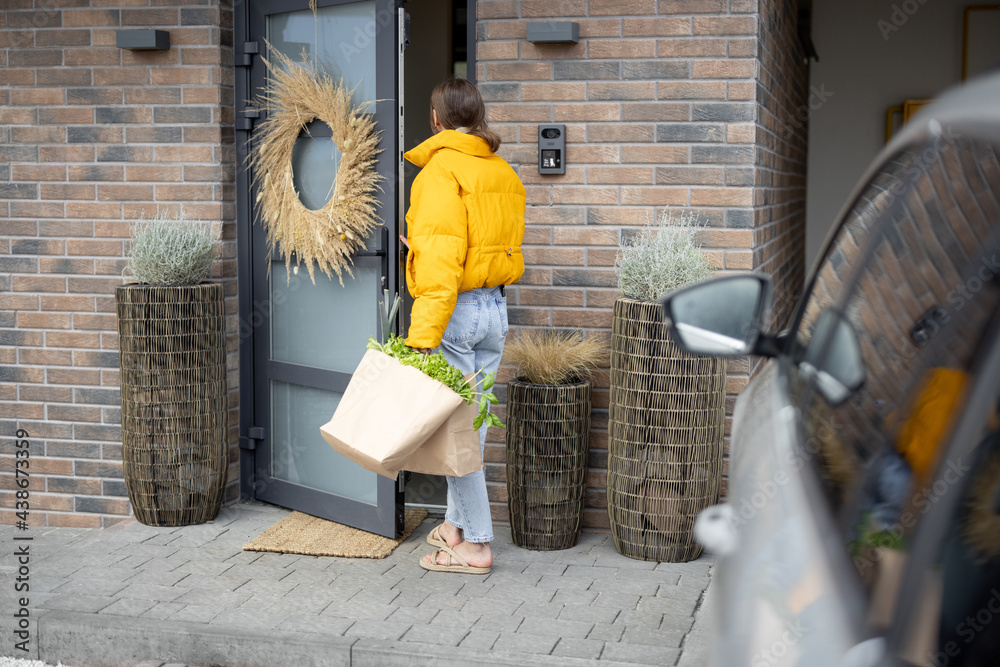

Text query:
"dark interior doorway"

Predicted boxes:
[[402, 0, 470, 511]]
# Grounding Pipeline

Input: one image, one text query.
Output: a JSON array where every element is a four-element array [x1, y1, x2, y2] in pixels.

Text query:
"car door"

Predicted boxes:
[[785, 108, 1000, 664]]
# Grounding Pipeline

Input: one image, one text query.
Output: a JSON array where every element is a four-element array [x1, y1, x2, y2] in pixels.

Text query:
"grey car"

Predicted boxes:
[[661, 72, 1000, 667]]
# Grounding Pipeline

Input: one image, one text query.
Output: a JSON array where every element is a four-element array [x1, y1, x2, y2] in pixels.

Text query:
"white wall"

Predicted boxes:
[[805, 0, 970, 266]]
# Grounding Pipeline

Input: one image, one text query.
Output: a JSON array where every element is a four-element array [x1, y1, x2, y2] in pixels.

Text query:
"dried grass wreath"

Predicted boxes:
[[248, 46, 383, 285]]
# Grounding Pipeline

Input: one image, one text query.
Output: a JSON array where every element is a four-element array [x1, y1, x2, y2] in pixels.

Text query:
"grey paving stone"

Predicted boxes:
[[484, 569, 537, 586], [98, 598, 158, 617], [112, 543, 182, 560], [128, 568, 191, 587], [275, 614, 355, 635], [419, 592, 469, 610], [323, 600, 394, 621], [592, 592, 641, 610], [224, 550, 266, 566], [600, 642, 679, 665], [400, 623, 469, 646], [30, 576, 70, 593], [462, 597, 522, 616], [659, 612, 696, 633], [115, 583, 188, 602], [552, 636, 606, 660], [622, 625, 686, 648], [176, 572, 252, 591], [492, 631, 559, 655], [168, 604, 223, 623], [386, 605, 440, 625], [169, 559, 235, 577], [564, 564, 618, 578], [233, 577, 299, 596], [132, 558, 186, 576], [522, 562, 569, 576], [655, 561, 712, 578], [221, 563, 290, 581], [173, 588, 251, 608], [538, 574, 595, 591], [111, 554, 157, 570], [51, 578, 128, 598], [252, 553, 303, 569], [518, 617, 594, 639], [484, 585, 555, 604], [273, 569, 337, 587], [551, 589, 600, 606], [614, 610, 665, 628], [429, 608, 479, 630], [590, 578, 660, 596], [559, 604, 620, 624], [140, 601, 186, 620], [455, 580, 495, 599], [343, 619, 412, 641], [348, 588, 401, 607], [40, 594, 117, 614], [621, 569, 682, 586], [472, 613, 524, 633], [594, 555, 658, 570], [259, 594, 334, 617], [515, 602, 564, 619], [637, 594, 699, 617], [553, 552, 599, 566], [458, 629, 499, 650], [589, 622, 625, 642], [209, 607, 289, 630], [390, 589, 430, 607]]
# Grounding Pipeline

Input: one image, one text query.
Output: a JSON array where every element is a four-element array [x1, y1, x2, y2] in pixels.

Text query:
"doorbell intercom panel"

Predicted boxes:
[[538, 124, 566, 175]]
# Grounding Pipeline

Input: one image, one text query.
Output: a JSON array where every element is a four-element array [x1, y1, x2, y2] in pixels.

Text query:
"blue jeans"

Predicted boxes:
[[435, 286, 508, 544]]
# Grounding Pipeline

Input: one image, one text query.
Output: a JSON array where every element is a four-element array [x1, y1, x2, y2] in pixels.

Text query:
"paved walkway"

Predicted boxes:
[[1, 502, 713, 666]]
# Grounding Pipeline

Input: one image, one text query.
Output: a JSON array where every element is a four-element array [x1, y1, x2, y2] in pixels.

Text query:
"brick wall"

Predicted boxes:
[[477, 0, 808, 527], [754, 0, 807, 330], [0, 1, 237, 528]]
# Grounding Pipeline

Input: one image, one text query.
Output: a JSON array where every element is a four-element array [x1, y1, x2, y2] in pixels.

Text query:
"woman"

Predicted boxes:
[[402, 78, 525, 574]]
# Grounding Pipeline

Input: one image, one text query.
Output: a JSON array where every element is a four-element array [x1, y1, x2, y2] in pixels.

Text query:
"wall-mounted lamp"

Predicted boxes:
[[115, 29, 170, 51], [526, 22, 579, 44]]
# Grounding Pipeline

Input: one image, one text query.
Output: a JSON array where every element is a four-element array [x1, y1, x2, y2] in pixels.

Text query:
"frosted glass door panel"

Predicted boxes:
[[270, 380, 377, 505], [270, 261, 378, 374], [268, 2, 376, 105], [291, 133, 339, 211]]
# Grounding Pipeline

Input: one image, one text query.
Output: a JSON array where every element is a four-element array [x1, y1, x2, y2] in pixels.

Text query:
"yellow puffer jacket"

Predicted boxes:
[[403, 130, 526, 349]]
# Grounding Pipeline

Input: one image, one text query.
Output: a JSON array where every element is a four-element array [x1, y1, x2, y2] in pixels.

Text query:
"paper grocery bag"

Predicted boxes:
[[399, 400, 482, 477], [320, 349, 466, 479]]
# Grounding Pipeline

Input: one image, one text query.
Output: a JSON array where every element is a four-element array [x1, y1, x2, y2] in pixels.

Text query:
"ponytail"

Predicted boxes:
[[430, 79, 502, 153]]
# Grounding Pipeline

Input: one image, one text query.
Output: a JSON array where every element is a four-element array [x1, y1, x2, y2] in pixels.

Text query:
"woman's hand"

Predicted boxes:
[[399, 234, 410, 250], [415, 347, 432, 356]]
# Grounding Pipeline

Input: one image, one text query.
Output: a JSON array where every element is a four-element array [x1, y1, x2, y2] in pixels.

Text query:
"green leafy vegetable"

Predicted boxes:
[[367, 334, 504, 431]]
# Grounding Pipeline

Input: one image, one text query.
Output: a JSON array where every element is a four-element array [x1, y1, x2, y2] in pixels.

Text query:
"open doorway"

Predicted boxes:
[[402, 0, 470, 510]]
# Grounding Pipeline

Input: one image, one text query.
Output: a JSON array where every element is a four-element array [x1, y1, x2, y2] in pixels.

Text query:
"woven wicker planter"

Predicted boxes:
[[506, 379, 591, 550], [116, 283, 228, 527], [607, 297, 727, 562]]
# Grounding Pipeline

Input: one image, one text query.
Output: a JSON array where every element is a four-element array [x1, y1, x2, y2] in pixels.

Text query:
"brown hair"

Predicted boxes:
[[429, 78, 502, 153]]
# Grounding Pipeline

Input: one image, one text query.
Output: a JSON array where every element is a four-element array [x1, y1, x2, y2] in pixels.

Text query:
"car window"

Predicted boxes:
[[891, 379, 1000, 666], [790, 136, 1000, 586]]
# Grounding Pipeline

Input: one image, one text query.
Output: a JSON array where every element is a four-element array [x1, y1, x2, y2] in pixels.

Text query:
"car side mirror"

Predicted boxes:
[[799, 309, 865, 406], [660, 274, 774, 358]]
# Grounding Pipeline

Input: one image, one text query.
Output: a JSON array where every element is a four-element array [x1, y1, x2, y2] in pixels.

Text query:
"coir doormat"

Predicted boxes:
[[243, 507, 428, 559]]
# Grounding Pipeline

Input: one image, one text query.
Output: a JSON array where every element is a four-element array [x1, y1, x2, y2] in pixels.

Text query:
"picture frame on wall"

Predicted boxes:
[[963, 5, 1000, 80]]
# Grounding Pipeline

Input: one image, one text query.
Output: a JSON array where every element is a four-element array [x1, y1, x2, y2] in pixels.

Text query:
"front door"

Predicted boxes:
[[235, 0, 403, 537]]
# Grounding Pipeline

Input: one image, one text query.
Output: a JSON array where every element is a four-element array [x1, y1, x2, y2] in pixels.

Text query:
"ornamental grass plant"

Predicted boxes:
[[615, 209, 712, 301], [125, 213, 220, 286], [502, 329, 606, 385]]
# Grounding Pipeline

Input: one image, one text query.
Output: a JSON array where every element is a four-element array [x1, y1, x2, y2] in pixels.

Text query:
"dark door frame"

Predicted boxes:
[[235, 0, 404, 537]]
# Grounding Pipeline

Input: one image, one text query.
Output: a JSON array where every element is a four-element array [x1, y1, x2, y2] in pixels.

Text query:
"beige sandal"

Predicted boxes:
[[419, 545, 491, 575], [426, 524, 449, 548]]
